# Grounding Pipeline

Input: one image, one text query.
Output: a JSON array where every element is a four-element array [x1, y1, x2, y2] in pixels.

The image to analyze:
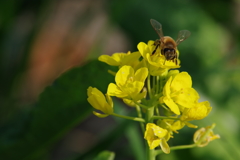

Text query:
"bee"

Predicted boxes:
[[150, 19, 191, 65]]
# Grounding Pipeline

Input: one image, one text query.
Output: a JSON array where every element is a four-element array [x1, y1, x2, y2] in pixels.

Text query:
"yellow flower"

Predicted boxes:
[[137, 41, 180, 76], [107, 65, 148, 104], [87, 87, 113, 118], [159, 119, 185, 134], [193, 123, 220, 147], [144, 123, 170, 154], [159, 72, 199, 115], [180, 101, 212, 121], [98, 51, 141, 69]]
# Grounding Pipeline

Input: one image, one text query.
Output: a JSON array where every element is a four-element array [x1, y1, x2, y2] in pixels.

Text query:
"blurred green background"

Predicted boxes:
[[1, 0, 240, 159]]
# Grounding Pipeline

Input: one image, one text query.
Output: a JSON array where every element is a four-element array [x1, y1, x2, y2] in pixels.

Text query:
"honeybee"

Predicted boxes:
[[150, 19, 191, 65]]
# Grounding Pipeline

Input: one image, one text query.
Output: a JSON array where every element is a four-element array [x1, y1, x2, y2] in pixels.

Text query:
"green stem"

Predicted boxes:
[[134, 101, 149, 109], [146, 106, 155, 160], [147, 74, 153, 98], [146, 107, 154, 123], [155, 107, 160, 116], [135, 105, 145, 133], [152, 75, 156, 95], [151, 116, 179, 121], [156, 76, 159, 94], [111, 113, 145, 123], [154, 144, 197, 156], [147, 149, 155, 160]]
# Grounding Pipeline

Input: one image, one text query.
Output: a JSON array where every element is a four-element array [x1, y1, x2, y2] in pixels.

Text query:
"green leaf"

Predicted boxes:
[[93, 151, 115, 160], [0, 60, 115, 160]]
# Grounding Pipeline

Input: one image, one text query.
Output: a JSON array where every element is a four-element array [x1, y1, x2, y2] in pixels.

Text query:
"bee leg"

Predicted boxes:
[[176, 52, 179, 65], [152, 44, 159, 55]]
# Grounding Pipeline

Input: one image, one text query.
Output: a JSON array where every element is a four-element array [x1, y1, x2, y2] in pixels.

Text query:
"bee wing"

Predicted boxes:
[[176, 30, 191, 45], [150, 19, 164, 39]]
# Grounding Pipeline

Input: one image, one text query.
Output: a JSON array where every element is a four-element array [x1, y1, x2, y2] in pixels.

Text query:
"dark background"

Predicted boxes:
[[1, 0, 240, 159]]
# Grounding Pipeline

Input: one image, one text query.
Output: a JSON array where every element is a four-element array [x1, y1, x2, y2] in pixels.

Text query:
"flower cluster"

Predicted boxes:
[[87, 40, 219, 155]]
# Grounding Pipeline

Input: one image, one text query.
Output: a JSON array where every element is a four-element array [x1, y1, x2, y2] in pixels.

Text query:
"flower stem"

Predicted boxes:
[[146, 107, 154, 123], [134, 101, 149, 109], [146, 106, 155, 160], [151, 115, 179, 121], [136, 105, 145, 133], [111, 113, 145, 123], [147, 148, 155, 160], [147, 75, 153, 98], [153, 144, 197, 156], [156, 76, 160, 94]]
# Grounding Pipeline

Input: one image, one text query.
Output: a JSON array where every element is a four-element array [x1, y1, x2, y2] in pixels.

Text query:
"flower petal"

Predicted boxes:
[[163, 76, 172, 97], [150, 139, 161, 150], [171, 72, 192, 92], [98, 54, 119, 66], [160, 138, 170, 154], [162, 96, 180, 115], [87, 88, 106, 111], [173, 88, 199, 109], [93, 111, 109, 118], [121, 51, 141, 66], [137, 42, 150, 59], [115, 66, 134, 87], [134, 67, 148, 82], [107, 83, 127, 97], [120, 81, 144, 98], [180, 101, 212, 121]]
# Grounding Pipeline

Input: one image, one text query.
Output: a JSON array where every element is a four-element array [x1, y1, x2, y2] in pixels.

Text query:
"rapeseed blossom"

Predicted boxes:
[[87, 20, 219, 158], [193, 123, 220, 147], [144, 123, 170, 153], [107, 65, 148, 106], [87, 87, 113, 118]]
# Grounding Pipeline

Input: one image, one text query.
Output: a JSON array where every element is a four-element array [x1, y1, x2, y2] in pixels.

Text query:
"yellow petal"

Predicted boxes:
[[93, 111, 109, 118], [121, 51, 141, 66], [87, 88, 106, 111], [87, 96, 102, 111], [160, 138, 170, 154], [185, 122, 198, 128], [87, 87, 105, 100], [134, 67, 148, 82], [149, 139, 161, 150], [111, 53, 124, 62], [123, 98, 135, 107], [107, 83, 127, 97], [171, 120, 185, 131], [163, 76, 172, 97], [87, 86, 93, 97], [115, 66, 134, 87], [104, 94, 114, 114], [137, 42, 150, 58], [146, 54, 163, 67], [132, 89, 147, 101], [167, 70, 179, 79], [149, 67, 168, 76], [154, 127, 168, 138], [171, 72, 192, 91], [131, 81, 145, 95], [147, 40, 156, 53], [105, 94, 113, 108], [162, 96, 180, 115], [193, 123, 220, 147], [173, 88, 199, 108], [98, 54, 119, 66], [181, 101, 212, 121]]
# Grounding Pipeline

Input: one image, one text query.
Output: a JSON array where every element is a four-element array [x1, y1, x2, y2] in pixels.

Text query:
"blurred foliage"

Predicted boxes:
[[93, 150, 115, 160], [0, 60, 115, 160], [1, 0, 240, 160]]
